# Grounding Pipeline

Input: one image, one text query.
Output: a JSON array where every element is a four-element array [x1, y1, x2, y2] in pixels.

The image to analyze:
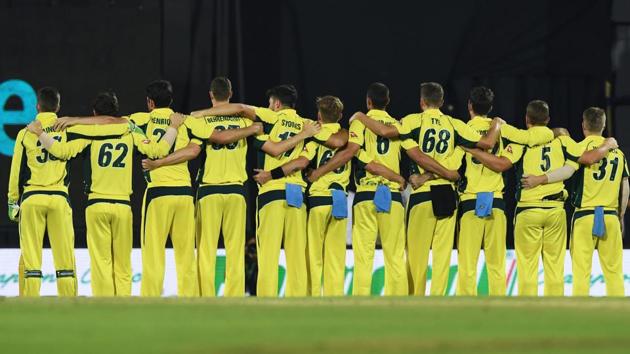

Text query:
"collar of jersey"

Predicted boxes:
[[36, 112, 58, 124], [422, 108, 443, 116], [367, 109, 390, 118], [471, 115, 491, 123], [278, 108, 297, 114], [322, 122, 341, 131], [583, 135, 605, 144], [150, 107, 174, 115]]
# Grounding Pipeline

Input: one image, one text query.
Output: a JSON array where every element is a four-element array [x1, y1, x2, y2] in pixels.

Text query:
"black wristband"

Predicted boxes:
[[270, 167, 285, 180]]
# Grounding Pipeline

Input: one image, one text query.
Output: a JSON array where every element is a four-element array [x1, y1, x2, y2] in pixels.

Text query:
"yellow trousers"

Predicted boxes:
[[406, 193, 456, 296], [19, 191, 77, 297], [196, 185, 246, 297], [352, 191, 407, 296], [571, 209, 624, 297], [307, 197, 347, 296], [514, 206, 566, 296], [256, 190, 307, 297], [85, 200, 133, 296], [141, 186, 197, 297], [456, 199, 506, 296]]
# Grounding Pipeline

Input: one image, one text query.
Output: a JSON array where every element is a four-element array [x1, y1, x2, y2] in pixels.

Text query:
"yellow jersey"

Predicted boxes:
[[300, 123, 350, 197], [253, 107, 331, 194], [44, 123, 172, 201], [570, 135, 629, 210], [502, 130, 580, 207], [400, 109, 481, 194], [129, 108, 202, 187], [458, 116, 555, 200], [350, 109, 415, 192], [186, 114, 251, 186], [7, 112, 129, 202]]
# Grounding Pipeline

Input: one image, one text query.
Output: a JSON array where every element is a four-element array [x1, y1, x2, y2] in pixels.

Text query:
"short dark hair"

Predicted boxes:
[[469, 86, 494, 116], [92, 91, 120, 116], [316, 96, 343, 123], [366, 82, 390, 109], [583, 107, 606, 132], [266, 84, 298, 108], [37, 87, 60, 112], [420, 82, 444, 107], [210, 77, 232, 101], [526, 100, 550, 125], [146, 80, 173, 108]]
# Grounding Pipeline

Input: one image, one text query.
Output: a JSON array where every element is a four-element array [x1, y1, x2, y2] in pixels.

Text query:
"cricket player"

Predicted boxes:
[[454, 87, 554, 296], [466, 100, 615, 296], [521, 107, 628, 296], [306, 83, 460, 296], [56, 80, 203, 297], [142, 77, 263, 297], [184, 84, 345, 297], [8, 87, 129, 296], [27, 91, 183, 296]]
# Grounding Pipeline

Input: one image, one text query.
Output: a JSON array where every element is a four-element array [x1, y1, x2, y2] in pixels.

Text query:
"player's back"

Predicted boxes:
[[195, 114, 251, 185], [13, 112, 79, 197], [572, 135, 628, 209], [305, 123, 350, 196], [459, 117, 501, 196], [404, 109, 476, 192], [130, 108, 195, 186], [83, 134, 135, 200], [353, 109, 403, 192], [513, 134, 577, 205]]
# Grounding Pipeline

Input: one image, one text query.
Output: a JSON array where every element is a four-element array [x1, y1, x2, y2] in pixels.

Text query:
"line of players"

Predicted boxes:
[[8, 78, 628, 297]]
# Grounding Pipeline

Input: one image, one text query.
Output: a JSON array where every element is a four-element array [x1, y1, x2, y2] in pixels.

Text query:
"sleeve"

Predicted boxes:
[[8, 130, 26, 202], [400, 115, 420, 150], [299, 141, 319, 161], [356, 149, 373, 164], [348, 120, 365, 147], [252, 134, 269, 151], [47, 138, 91, 160], [500, 124, 554, 147], [452, 118, 482, 148], [184, 117, 209, 143], [254, 107, 278, 124], [559, 136, 581, 169], [128, 112, 150, 127], [311, 124, 334, 144], [443, 147, 465, 170], [502, 143, 525, 164], [623, 156, 629, 178], [131, 124, 172, 159], [66, 123, 129, 139]]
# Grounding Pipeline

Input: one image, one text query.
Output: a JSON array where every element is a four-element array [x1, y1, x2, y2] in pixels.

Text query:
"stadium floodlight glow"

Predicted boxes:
[[0, 79, 37, 156]]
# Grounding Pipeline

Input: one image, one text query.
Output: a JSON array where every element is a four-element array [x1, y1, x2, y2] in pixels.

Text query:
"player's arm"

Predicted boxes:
[[191, 104, 257, 120], [209, 123, 262, 145], [253, 156, 311, 185], [53, 115, 126, 131], [321, 129, 348, 149], [577, 137, 618, 166], [27, 120, 89, 160], [365, 161, 406, 190], [142, 142, 201, 171], [501, 123, 554, 146], [404, 147, 460, 181], [261, 121, 321, 157], [350, 112, 400, 138], [7, 130, 26, 221], [520, 164, 577, 189], [620, 178, 629, 233], [463, 146, 513, 172], [308, 142, 360, 182]]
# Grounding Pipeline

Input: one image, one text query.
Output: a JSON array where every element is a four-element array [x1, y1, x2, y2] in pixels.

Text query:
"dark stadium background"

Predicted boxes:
[[1, 0, 629, 250]]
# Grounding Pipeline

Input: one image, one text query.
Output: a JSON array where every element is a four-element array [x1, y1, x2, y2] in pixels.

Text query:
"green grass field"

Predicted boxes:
[[1, 297, 630, 354]]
